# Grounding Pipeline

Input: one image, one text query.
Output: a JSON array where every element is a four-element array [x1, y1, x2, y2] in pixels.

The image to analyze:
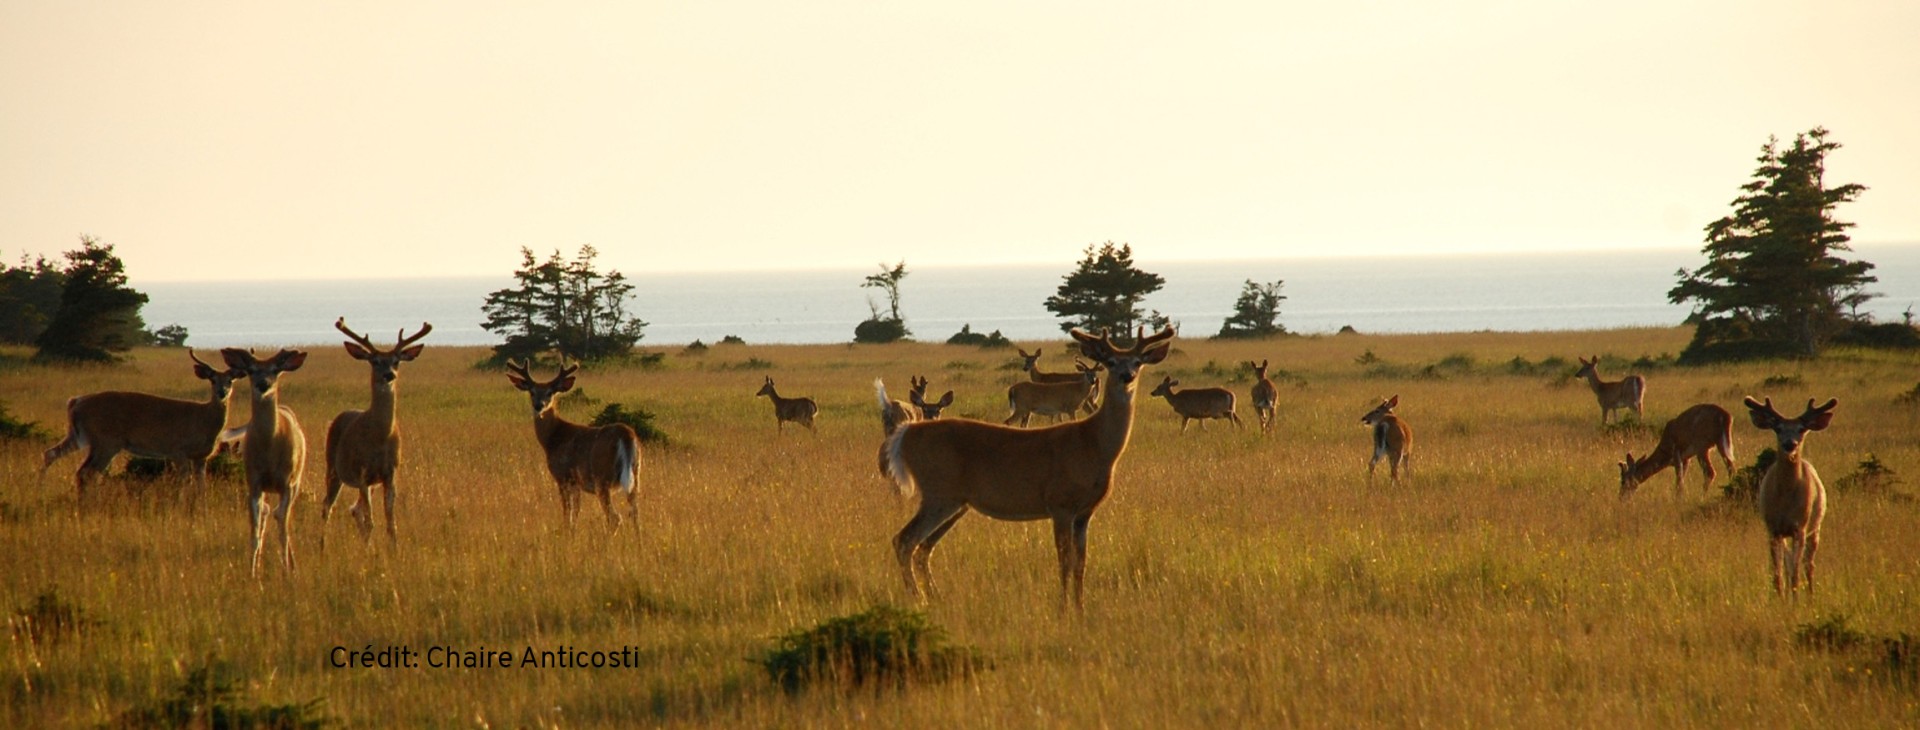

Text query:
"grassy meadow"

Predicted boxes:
[[2, 327, 1917, 727]]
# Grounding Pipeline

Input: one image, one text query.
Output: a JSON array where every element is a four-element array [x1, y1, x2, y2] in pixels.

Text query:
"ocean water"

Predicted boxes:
[[139, 246, 1920, 348]]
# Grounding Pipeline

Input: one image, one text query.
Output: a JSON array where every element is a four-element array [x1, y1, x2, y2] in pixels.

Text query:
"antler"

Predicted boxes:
[[335, 317, 379, 351], [1800, 398, 1839, 420], [505, 358, 534, 382], [188, 349, 215, 369], [1743, 396, 1783, 419], [396, 322, 433, 350], [554, 359, 579, 381]]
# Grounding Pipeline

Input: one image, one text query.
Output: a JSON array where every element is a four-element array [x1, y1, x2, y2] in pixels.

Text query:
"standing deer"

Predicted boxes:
[[1617, 403, 1735, 500], [756, 376, 818, 433], [41, 351, 243, 500], [1017, 347, 1088, 385], [1003, 363, 1099, 427], [506, 360, 642, 530], [884, 326, 1174, 612], [1148, 376, 1242, 432], [1743, 397, 1834, 597], [1575, 356, 1646, 424], [321, 318, 431, 550], [1360, 395, 1413, 485], [1247, 360, 1278, 434], [221, 348, 308, 578], [908, 376, 954, 420], [875, 376, 956, 475]]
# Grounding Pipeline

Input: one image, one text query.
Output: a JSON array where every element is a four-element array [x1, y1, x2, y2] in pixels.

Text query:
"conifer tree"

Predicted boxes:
[[1044, 242, 1166, 335], [1215, 279, 1288, 339], [481, 245, 646, 363], [33, 236, 148, 362]]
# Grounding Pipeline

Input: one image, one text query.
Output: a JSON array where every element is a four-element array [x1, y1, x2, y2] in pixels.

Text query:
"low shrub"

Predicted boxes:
[[756, 604, 985, 693], [591, 403, 670, 445], [112, 656, 333, 730]]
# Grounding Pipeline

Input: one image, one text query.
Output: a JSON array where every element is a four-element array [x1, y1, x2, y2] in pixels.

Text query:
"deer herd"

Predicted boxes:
[[32, 329, 1838, 602]]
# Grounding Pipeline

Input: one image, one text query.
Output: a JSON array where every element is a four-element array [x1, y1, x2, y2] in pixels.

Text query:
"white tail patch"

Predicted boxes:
[[615, 437, 636, 495], [874, 378, 891, 412], [883, 424, 915, 499]]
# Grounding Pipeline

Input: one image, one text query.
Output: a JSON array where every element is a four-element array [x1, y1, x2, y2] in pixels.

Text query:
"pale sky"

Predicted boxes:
[[3, 1, 1916, 282]]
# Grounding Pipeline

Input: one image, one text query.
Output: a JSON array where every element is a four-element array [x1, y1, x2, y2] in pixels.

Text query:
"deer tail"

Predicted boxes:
[[883, 425, 916, 499]]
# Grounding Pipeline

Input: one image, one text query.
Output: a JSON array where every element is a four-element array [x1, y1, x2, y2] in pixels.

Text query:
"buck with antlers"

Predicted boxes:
[[1617, 403, 1735, 500], [506, 360, 641, 530], [41, 350, 243, 500], [1149, 376, 1242, 432], [1575, 356, 1645, 424], [884, 326, 1174, 612], [1003, 362, 1099, 427], [321, 318, 431, 549], [1360, 395, 1413, 485], [756, 376, 818, 433], [221, 348, 309, 578], [1743, 397, 1835, 597], [1248, 360, 1278, 433]]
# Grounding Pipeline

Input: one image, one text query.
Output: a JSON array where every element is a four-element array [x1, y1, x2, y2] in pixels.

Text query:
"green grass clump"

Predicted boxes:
[[111, 657, 333, 730], [590, 402, 671, 445], [0, 399, 46, 441], [10, 589, 97, 647], [757, 604, 984, 693]]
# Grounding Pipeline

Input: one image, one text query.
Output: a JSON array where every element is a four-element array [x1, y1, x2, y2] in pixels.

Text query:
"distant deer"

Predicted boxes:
[[1247, 360, 1278, 434], [1016, 347, 1087, 385], [875, 376, 956, 475], [41, 350, 243, 500], [1744, 397, 1835, 597], [506, 360, 641, 530], [884, 326, 1175, 612], [1003, 363, 1099, 427], [1360, 395, 1413, 485], [756, 376, 818, 433], [320, 318, 431, 550], [908, 375, 954, 420], [1149, 376, 1242, 432], [1617, 403, 1735, 500], [221, 348, 309, 578], [1575, 356, 1645, 424]]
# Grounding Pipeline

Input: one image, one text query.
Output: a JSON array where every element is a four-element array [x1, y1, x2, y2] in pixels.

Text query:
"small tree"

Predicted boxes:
[[1670, 128, 1876, 362], [1214, 279, 1287, 339], [481, 245, 646, 364], [0, 252, 65, 345], [33, 236, 149, 363], [854, 261, 910, 343], [147, 323, 190, 347], [1043, 242, 1166, 335]]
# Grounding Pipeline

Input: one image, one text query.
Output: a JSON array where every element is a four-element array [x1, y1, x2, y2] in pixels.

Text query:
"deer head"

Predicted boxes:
[[221, 348, 308, 397], [1361, 395, 1401, 426], [1744, 397, 1837, 457], [336, 317, 432, 389], [506, 359, 579, 416]]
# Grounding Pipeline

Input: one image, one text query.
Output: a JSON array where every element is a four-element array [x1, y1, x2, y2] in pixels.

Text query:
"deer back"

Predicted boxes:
[[66, 390, 232, 460]]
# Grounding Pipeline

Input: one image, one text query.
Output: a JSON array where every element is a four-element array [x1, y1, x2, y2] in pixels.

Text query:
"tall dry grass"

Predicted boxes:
[[2, 328, 1917, 727]]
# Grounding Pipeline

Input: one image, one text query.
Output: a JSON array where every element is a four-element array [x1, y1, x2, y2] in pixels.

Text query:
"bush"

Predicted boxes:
[[112, 656, 333, 730], [756, 604, 985, 693], [0, 399, 46, 441], [719, 335, 746, 345], [945, 324, 1012, 348], [590, 403, 670, 445], [854, 318, 909, 344], [1831, 321, 1920, 350], [11, 589, 97, 647], [147, 323, 189, 347], [1723, 448, 1779, 502], [682, 340, 709, 354], [122, 453, 244, 484]]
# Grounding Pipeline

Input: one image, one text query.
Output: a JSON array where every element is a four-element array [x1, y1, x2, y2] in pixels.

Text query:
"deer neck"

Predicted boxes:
[[1086, 373, 1142, 456], [1629, 446, 1673, 482], [247, 388, 281, 442], [1582, 370, 1607, 391], [533, 407, 571, 446], [365, 381, 399, 432]]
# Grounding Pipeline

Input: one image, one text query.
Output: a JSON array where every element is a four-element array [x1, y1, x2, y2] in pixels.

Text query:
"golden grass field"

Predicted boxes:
[[2, 327, 1917, 727]]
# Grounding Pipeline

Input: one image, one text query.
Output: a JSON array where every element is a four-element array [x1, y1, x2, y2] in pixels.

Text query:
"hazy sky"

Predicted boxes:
[[3, 1, 1916, 282]]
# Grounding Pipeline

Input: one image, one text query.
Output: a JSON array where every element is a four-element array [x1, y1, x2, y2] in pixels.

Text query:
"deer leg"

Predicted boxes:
[[1052, 516, 1079, 614], [1069, 513, 1091, 613], [597, 486, 618, 531], [1768, 537, 1787, 596], [913, 507, 969, 597], [275, 491, 296, 574], [381, 478, 397, 546], [894, 502, 965, 598], [248, 489, 268, 578], [1179, 419, 1190, 434], [319, 476, 344, 552], [1698, 456, 1717, 496], [1802, 531, 1819, 596], [1673, 458, 1687, 500], [78, 448, 115, 500], [1229, 413, 1243, 429], [624, 487, 639, 533]]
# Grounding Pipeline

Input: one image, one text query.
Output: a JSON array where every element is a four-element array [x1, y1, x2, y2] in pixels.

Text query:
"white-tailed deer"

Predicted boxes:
[[1248, 360, 1278, 434], [41, 350, 243, 499], [875, 376, 957, 475], [1017, 347, 1087, 385], [1575, 356, 1646, 424], [1744, 396, 1834, 597], [1360, 395, 1413, 485], [1003, 363, 1099, 427], [1149, 376, 1242, 432], [1617, 403, 1735, 500], [884, 326, 1175, 612], [507, 360, 641, 530], [908, 375, 954, 421], [221, 348, 309, 578], [756, 376, 818, 433], [321, 318, 431, 549]]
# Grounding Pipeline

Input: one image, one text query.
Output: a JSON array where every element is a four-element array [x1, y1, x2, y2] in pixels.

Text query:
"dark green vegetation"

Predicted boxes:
[[1043, 242, 1167, 334], [757, 605, 984, 693], [482, 245, 648, 364], [1214, 279, 1288, 339], [854, 261, 910, 344]]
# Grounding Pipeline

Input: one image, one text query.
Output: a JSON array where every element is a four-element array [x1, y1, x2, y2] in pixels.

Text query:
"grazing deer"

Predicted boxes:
[[321, 318, 431, 550], [1575, 356, 1646, 424], [1003, 363, 1099, 427], [1743, 397, 1834, 598], [1247, 360, 1278, 434], [1148, 376, 1242, 432], [885, 327, 1175, 612], [1016, 347, 1088, 385], [506, 360, 642, 530], [221, 348, 309, 578], [41, 350, 243, 499], [1617, 403, 1735, 500], [756, 376, 818, 433], [1360, 395, 1413, 485]]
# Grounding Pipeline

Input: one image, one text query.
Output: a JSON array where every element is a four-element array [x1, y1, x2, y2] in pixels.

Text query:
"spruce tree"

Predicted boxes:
[[481, 245, 646, 363], [1215, 279, 1288, 339], [33, 236, 149, 362], [1044, 242, 1166, 335]]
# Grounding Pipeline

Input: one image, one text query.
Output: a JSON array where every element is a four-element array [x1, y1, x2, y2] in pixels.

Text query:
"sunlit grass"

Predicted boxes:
[[3, 328, 1918, 726]]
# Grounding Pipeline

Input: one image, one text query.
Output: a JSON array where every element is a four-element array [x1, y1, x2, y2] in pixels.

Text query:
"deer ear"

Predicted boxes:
[[1385, 395, 1400, 408], [936, 391, 954, 407], [279, 351, 308, 371], [1743, 397, 1777, 429], [1139, 342, 1171, 365], [1805, 411, 1835, 431], [398, 344, 425, 361], [343, 342, 373, 360], [507, 374, 531, 391], [194, 363, 218, 379], [220, 349, 250, 369], [554, 376, 576, 393]]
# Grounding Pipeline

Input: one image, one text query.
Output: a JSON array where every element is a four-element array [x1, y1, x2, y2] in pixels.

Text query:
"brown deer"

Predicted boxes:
[[1003, 363, 1099, 427], [1016, 347, 1088, 385], [908, 375, 954, 420], [1360, 395, 1413, 485], [1617, 403, 1735, 500], [884, 326, 1174, 612], [506, 360, 642, 530], [221, 348, 309, 578], [1247, 359, 1278, 434], [1148, 376, 1242, 432], [41, 350, 243, 500], [875, 376, 957, 475], [1575, 356, 1646, 424], [1743, 397, 1834, 597], [321, 318, 431, 549], [756, 376, 818, 433]]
